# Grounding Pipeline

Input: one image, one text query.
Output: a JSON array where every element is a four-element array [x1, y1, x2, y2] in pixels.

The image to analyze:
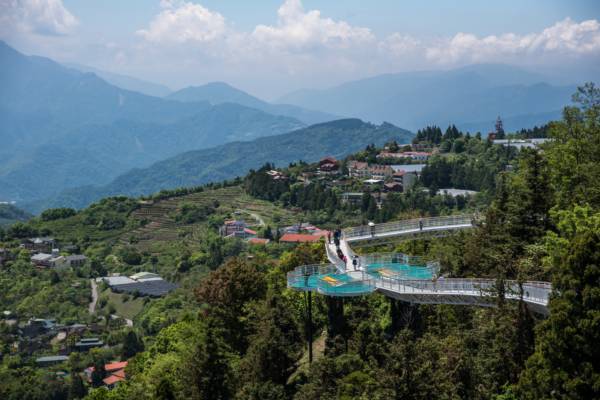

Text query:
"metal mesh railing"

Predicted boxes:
[[286, 264, 337, 290], [343, 215, 475, 240], [358, 252, 440, 279], [375, 277, 551, 304]]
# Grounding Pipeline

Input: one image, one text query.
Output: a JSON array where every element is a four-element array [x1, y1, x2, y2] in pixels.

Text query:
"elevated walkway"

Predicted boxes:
[[288, 214, 552, 315]]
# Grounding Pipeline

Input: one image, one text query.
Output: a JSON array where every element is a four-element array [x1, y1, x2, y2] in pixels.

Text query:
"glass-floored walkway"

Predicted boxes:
[[288, 257, 438, 297]]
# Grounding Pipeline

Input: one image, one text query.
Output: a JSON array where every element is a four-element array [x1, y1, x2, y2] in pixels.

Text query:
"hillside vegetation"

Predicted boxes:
[[0, 204, 31, 226], [0, 42, 304, 204], [0, 84, 598, 400], [30, 119, 413, 212]]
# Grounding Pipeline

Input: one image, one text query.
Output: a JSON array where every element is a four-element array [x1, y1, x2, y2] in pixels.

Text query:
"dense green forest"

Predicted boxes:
[[0, 204, 32, 227], [0, 84, 598, 399]]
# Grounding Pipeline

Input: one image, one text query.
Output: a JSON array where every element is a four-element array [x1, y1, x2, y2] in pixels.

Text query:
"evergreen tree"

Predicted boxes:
[[68, 374, 87, 399], [186, 319, 234, 400], [121, 330, 144, 359], [91, 360, 106, 388], [240, 292, 301, 386], [519, 207, 600, 399], [155, 378, 176, 400]]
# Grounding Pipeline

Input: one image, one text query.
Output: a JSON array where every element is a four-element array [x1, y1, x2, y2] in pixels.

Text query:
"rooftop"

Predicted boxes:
[[248, 238, 270, 245], [36, 355, 69, 363], [103, 276, 136, 286], [390, 164, 426, 173], [130, 271, 160, 281], [280, 233, 323, 243], [105, 361, 128, 372]]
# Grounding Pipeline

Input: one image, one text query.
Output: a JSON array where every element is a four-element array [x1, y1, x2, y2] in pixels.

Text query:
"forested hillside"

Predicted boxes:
[[0, 42, 304, 204], [29, 119, 413, 212], [0, 204, 31, 226], [0, 84, 598, 400]]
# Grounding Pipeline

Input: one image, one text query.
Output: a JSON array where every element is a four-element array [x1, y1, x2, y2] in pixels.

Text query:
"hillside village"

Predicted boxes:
[[0, 118, 553, 391], [0, 78, 598, 400]]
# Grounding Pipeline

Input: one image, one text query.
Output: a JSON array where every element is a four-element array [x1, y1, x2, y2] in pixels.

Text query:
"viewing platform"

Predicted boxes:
[[288, 214, 552, 315]]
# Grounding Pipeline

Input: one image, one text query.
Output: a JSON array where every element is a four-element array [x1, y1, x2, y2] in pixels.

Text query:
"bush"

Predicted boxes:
[[40, 208, 77, 221], [119, 247, 142, 265]]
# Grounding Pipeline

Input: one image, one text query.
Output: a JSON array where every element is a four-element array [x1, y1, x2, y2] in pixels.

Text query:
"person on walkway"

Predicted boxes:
[[352, 256, 358, 271], [368, 221, 375, 237], [419, 218, 423, 231], [327, 231, 332, 244]]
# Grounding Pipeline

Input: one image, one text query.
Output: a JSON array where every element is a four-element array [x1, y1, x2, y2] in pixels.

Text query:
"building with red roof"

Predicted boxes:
[[85, 360, 128, 389], [279, 233, 323, 243], [247, 238, 270, 245]]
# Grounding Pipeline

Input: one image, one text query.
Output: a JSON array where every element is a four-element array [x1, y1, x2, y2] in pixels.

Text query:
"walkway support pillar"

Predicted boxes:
[[307, 291, 313, 364]]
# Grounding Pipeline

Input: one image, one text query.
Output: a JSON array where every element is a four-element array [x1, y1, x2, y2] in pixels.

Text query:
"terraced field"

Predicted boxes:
[[120, 185, 299, 250]]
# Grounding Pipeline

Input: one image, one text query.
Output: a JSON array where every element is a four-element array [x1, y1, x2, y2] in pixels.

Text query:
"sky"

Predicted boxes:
[[1, 0, 600, 99]]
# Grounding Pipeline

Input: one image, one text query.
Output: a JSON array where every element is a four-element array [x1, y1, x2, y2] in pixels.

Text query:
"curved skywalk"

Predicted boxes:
[[288, 215, 552, 315]]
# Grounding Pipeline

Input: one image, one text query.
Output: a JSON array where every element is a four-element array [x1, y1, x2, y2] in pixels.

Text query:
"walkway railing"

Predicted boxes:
[[343, 214, 475, 241], [316, 271, 376, 297], [360, 252, 436, 266], [287, 264, 337, 291], [285, 214, 551, 313], [376, 277, 551, 305]]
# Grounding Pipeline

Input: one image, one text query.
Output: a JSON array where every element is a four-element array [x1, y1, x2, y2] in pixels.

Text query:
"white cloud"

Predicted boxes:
[[379, 33, 420, 56], [0, 0, 78, 36], [136, 1, 226, 44], [426, 18, 600, 64], [251, 0, 374, 50]]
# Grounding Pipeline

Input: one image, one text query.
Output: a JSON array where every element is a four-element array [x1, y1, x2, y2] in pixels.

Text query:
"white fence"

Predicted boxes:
[[343, 214, 475, 240], [375, 277, 550, 305]]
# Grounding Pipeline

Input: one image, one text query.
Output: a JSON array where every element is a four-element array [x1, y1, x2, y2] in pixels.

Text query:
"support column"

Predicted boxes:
[[307, 291, 313, 364]]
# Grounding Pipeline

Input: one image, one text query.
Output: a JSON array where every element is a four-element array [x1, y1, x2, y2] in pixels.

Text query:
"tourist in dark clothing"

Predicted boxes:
[[352, 257, 358, 271], [419, 219, 423, 231]]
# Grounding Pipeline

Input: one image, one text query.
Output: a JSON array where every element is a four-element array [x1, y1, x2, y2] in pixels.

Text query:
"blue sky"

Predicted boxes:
[[63, 0, 600, 38], [2, 0, 599, 98]]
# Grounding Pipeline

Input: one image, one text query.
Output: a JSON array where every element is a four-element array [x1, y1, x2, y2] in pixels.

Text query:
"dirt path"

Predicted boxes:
[[246, 211, 266, 227], [89, 279, 98, 314]]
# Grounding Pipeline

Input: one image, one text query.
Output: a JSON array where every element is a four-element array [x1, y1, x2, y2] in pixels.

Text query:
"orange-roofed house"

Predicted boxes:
[[85, 360, 128, 389], [279, 233, 323, 243], [103, 370, 126, 389], [105, 361, 128, 372], [247, 238, 270, 245]]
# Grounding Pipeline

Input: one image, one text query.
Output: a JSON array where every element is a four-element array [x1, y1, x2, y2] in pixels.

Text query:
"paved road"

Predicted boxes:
[[89, 279, 98, 314]]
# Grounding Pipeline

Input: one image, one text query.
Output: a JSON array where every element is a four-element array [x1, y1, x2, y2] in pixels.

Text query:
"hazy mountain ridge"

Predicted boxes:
[[278, 64, 575, 131], [0, 42, 305, 204], [64, 62, 173, 97], [167, 82, 339, 125], [26, 119, 414, 212], [0, 104, 305, 203]]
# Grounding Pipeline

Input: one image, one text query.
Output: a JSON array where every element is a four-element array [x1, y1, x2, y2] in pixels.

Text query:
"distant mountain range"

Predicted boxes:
[[278, 64, 574, 132], [0, 41, 577, 213], [26, 119, 413, 212], [167, 82, 338, 125], [0, 42, 306, 204]]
